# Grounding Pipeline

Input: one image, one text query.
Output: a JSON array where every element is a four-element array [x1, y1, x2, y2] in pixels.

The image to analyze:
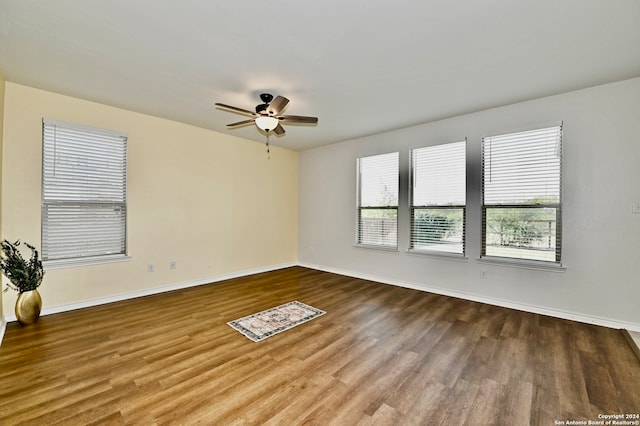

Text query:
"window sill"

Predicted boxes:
[[477, 256, 565, 272], [354, 244, 399, 253], [44, 254, 131, 270], [406, 249, 468, 262]]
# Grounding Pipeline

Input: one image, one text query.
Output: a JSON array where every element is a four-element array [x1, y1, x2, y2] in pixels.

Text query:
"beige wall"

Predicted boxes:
[[0, 73, 4, 319], [1, 82, 298, 314]]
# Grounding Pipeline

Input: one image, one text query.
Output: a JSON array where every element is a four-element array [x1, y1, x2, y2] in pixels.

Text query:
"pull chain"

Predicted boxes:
[[266, 133, 271, 159]]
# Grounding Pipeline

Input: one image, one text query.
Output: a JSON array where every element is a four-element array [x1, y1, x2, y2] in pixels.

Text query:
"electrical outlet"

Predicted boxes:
[[633, 202, 640, 214], [480, 271, 487, 279], [170, 261, 177, 270], [148, 264, 155, 272]]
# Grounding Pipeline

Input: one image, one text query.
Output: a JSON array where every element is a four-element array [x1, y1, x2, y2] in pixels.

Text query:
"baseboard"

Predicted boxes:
[[298, 261, 640, 332], [3, 262, 296, 324], [3, 260, 637, 343]]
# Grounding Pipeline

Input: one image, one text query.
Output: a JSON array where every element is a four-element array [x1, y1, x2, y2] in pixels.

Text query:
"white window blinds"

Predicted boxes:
[[410, 140, 466, 254], [357, 152, 399, 248], [482, 125, 562, 262], [42, 119, 128, 262]]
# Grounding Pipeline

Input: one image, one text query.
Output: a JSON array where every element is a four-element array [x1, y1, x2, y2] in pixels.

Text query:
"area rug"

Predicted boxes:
[[227, 301, 326, 342]]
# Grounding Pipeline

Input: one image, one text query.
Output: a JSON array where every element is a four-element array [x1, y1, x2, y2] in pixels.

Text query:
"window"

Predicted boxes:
[[356, 152, 399, 248], [482, 125, 562, 263], [42, 119, 128, 263], [410, 140, 466, 255]]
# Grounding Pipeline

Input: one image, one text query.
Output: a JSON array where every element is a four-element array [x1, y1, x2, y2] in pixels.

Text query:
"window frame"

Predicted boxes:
[[480, 124, 563, 266], [41, 118, 129, 268], [409, 140, 467, 256], [355, 152, 399, 250]]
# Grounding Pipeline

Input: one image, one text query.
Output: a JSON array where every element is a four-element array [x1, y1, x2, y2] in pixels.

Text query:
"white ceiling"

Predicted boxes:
[[1, 1, 639, 151]]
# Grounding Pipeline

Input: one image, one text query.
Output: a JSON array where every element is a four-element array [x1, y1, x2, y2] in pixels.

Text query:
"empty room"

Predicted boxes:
[[0, 1, 639, 425]]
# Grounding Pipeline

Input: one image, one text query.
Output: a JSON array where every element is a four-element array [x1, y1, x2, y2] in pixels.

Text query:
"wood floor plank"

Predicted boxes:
[[401, 381, 450, 424], [1, 266, 639, 425], [436, 378, 480, 425]]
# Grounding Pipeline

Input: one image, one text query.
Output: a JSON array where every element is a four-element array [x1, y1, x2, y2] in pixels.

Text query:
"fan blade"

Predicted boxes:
[[273, 123, 286, 135], [227, 119, 255, 127], [267, 96, 289, 115], [215, 103, 256, 116], [279, 115, 318, 124]]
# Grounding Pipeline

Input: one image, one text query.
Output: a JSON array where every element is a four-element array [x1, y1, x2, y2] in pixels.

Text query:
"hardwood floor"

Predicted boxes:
[[1, 266, 639, 425]]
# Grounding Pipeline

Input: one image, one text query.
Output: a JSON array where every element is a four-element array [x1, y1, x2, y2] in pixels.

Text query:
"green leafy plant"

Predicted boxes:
[[486, 208, 555, 248], [0, 240, 45, 293], [414, 212, 456, 243]]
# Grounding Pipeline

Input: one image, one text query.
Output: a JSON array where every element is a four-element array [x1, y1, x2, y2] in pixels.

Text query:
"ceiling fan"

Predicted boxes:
[[215, 93, 318, 135]]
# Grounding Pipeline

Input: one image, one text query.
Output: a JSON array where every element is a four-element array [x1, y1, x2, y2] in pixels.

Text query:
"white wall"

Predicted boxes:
[[299, 77, 640, 330], [0, 72, 5, 324]]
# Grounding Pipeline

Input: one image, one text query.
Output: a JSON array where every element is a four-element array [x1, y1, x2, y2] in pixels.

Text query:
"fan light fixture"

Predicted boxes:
[[255, 116, 279, 132]]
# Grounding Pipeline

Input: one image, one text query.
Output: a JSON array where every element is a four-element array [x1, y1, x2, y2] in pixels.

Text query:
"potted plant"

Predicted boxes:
[[1, 239, 45, 325]]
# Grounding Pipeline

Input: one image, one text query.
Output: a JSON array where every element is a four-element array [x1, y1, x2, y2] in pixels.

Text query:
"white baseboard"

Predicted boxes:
[[298, 261, 640, 332], [2, 260, 637, 349], [2, 262, 296, 324]]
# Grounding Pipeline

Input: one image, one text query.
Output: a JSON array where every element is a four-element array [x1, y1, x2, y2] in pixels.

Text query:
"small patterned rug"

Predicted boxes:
[[227, 301, 326, 342]]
